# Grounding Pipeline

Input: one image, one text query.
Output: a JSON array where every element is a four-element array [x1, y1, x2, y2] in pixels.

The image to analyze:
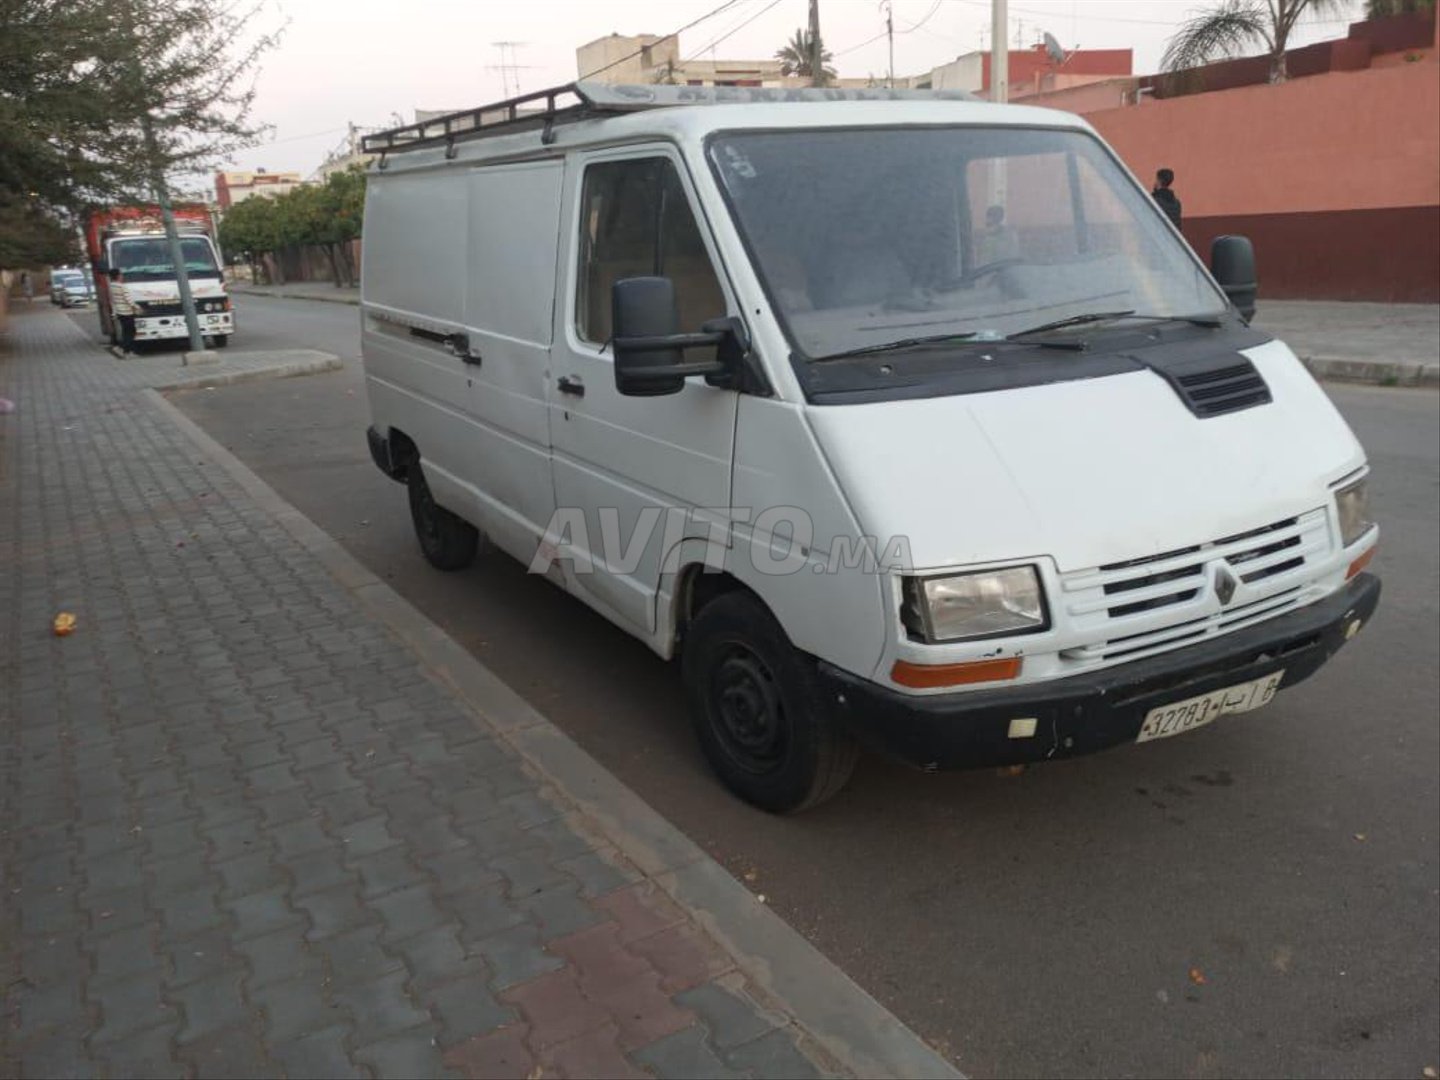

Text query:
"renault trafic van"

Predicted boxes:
[[360, 84, 1380, 812]]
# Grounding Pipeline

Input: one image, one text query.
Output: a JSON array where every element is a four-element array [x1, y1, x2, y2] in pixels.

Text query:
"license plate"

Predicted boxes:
[[1136, 671, 1284, 744]]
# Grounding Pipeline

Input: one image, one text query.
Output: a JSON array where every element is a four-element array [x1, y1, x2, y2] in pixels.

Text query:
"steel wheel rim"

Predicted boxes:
[[710, 643, 787, 775]]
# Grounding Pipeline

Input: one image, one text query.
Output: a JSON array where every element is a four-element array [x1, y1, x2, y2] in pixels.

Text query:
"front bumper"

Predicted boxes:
[[820, 572, 1381, 770], [135, 312, 233, 339]]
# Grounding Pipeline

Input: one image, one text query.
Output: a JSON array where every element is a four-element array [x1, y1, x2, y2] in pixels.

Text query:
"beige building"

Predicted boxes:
[[214, 169, 303, 210], [577, 32, 868, 88]]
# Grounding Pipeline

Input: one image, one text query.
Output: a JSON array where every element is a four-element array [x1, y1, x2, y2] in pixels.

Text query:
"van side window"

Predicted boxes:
[[576, 157, 727, 349]]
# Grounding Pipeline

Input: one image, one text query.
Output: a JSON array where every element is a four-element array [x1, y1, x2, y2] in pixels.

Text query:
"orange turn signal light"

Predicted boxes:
[[1346, 545, 1376, 580], [891, 656, 1022, 689]]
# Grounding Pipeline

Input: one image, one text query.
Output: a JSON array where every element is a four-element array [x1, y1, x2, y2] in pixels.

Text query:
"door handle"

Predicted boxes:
[[557, 374, 585, 398]]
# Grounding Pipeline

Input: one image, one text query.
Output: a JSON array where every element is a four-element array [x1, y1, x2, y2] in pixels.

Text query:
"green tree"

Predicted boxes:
[[0, 0, 279, 268], [775, 29, 836, 84], [1161, 0, 1352, 84]]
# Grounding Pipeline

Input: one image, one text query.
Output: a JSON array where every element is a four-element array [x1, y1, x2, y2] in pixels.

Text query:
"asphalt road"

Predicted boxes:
[[112, 296, 1440, 1079]]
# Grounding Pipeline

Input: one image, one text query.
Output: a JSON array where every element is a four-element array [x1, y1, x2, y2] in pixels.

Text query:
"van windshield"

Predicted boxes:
[[111, 236, 221, 281], [708, 127, 1226, 359]]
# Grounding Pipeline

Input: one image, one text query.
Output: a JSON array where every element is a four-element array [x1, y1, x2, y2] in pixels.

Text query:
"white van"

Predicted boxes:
[[359, 84, 1380, 812]]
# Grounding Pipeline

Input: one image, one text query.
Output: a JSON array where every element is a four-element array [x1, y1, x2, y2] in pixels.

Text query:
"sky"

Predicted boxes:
[[222, 0, 1363, 180]]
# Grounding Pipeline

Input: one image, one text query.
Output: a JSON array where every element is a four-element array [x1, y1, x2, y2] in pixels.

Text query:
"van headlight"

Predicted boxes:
[[1334, 476, 1373, 547], [901, 565, 1048, 642]]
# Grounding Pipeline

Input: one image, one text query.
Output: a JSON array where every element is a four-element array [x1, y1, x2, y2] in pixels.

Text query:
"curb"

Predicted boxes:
[[1303, 355, 1439, 388], [150, 351, 343, 392], [230, 286, 361, 307], [141, 385, 963, 1080]]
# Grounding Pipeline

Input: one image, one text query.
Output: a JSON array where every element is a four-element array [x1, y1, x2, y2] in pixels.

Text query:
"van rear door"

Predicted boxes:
[[548, 147, 738, 635]]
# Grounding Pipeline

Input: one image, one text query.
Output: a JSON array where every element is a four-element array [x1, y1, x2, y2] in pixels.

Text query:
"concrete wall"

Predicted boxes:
[[1077, 60, 1440, 301]]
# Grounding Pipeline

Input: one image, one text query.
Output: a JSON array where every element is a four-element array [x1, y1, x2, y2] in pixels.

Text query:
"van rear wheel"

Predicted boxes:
[[407, 465, 479, 571], [683, 592, 859, 813]]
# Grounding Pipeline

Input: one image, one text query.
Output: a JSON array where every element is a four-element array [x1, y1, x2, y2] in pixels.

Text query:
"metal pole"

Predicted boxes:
[[809, 0, 823, 88], [991, 0, 1009, 103], [886, 2, 895, 89], [141, 112, 206, 352]]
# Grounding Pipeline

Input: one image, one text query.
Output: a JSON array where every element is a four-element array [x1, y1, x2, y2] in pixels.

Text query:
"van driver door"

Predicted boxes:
[[547, 146, 738, 636]]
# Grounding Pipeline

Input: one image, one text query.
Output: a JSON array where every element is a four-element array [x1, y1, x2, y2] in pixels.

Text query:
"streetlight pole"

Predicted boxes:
[[991, 0, 1009, 103]]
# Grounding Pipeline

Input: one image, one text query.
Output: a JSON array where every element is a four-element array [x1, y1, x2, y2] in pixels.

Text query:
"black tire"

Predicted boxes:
[[210, 333, 230, 349], [682, 592, 859, 813], [407, 464, 479, 571]]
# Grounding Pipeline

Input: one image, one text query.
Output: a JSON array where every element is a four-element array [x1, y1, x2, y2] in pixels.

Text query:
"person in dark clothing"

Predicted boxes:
[[1152, 167, 1182, 229]]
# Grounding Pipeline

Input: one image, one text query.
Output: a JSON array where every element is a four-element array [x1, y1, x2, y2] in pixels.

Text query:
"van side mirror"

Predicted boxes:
[[1210, 235, 1257, 323], [611, 276, 740, 397]]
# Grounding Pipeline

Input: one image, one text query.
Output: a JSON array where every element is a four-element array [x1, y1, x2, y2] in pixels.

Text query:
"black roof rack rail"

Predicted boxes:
[[361, 81, 984, 158], [361, 83, 611, 156]]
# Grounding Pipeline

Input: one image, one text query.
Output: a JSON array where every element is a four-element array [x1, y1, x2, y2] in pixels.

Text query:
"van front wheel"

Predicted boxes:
[[407, 465, 479, 571], [683, 593, 858, 813]]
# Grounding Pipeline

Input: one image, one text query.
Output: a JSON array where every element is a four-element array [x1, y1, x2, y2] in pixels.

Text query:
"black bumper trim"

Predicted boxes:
[[820, 573, 1381, 770]]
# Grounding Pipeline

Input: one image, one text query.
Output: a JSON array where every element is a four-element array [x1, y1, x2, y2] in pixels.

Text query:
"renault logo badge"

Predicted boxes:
[[1215, 567, 1238, 606]]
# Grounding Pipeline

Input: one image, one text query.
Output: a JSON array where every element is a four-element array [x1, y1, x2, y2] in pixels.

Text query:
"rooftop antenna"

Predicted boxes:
[[488, 41, 536, 98]]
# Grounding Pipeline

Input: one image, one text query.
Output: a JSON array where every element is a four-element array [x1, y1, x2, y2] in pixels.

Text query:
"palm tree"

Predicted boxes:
[[1162, 0, 1352, 84], [775, 28, 836, 85]]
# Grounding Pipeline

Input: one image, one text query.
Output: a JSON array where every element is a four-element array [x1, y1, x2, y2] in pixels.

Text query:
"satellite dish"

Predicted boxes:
[[1042, 31, 1066, 66]]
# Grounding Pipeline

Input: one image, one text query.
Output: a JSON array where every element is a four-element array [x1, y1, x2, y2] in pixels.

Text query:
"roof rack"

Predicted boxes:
[[361, 81, 982, 160]]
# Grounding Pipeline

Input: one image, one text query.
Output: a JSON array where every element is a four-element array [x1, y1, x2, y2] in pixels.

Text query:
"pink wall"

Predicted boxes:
[[1083, 60, 1439, 218]]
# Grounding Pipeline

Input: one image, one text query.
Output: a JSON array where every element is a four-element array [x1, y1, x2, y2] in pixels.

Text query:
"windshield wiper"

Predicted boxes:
[[1007, 310, 1137, 340], [1009, 310, 1227, 341], [811, 331, 978, 362]]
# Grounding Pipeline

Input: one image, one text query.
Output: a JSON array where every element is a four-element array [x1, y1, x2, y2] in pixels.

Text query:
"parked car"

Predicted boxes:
[[49, 269, 94, 307], [359, 84, 1381, 812]]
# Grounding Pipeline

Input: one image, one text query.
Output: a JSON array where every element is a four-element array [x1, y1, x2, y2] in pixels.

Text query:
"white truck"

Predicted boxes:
[[86, 205, 234, 348]]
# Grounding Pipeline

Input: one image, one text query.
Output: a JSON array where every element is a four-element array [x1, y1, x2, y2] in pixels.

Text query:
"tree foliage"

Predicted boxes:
[[218, 167, 367, 287], [775, 29, 837, 83], [0, 0, 279, 267], [1161, 0, 1351, 83]]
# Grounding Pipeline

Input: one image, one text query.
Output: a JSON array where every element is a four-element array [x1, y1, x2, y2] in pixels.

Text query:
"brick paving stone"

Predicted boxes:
[[470, 924, 564, 990], [253, 975, 346, 1043], [332, 970, 432, 1041], [353, 1031, 454, 1079], [594, 883, 687, 945], [236, 924, 326, 989], [171, 969, 250, 1044], [422, 972, 515, 1048], [272, 1025, 366, 1080], [501, 969, 610, 1049], [443, 1024, 536, 1080], [674, 978, 781, 1050], [556, 849, 641, 899], [626, 922, 735, 994], [395, 924, 487, 991], [541, 1024, 651, 1080], [93, 1020, 186, 1079], [722, 1027, 827, 1080], [175, 1028, 279, 1079], [631, 1024, 748, 1080]]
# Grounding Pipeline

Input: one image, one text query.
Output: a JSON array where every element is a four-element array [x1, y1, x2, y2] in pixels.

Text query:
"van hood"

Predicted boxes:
[[805, 340, 1364, 573]]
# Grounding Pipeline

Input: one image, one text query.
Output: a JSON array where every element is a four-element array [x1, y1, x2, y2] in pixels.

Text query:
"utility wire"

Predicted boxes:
[[683, 0, 787, 62], [579, 0, 747, 79]]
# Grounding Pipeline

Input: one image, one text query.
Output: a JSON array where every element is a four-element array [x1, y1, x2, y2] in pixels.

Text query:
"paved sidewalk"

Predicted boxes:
[[0, 309, 955, 1079], [1255, 300, 1439, 387]]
